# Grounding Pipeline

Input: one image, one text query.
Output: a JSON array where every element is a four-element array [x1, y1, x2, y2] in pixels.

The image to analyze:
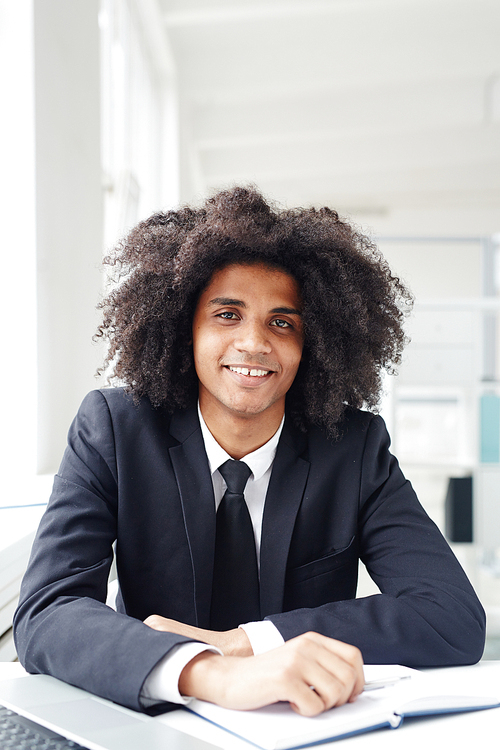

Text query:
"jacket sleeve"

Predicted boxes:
[[267, 415, 486, 667], [13, 390, 195, 713]]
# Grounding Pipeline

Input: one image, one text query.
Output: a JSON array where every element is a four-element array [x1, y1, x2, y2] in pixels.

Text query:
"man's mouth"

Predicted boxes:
[[227, 366, 272, 378]]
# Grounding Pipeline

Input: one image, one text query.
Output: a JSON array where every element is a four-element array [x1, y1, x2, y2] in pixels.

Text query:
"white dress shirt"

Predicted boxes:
[[141, 407, 285, 705]]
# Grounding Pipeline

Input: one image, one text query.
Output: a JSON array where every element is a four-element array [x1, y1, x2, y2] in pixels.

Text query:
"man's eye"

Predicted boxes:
[[218, 311, 237, 319], [271, 319, 291, 328]]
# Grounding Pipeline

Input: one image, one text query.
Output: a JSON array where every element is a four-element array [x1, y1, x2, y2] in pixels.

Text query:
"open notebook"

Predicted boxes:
[[186, 664, 500, 749]]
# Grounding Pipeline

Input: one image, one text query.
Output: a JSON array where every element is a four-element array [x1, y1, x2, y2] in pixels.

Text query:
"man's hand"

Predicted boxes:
[[178, 632, 364, 717], [143, 615, 253, 656]]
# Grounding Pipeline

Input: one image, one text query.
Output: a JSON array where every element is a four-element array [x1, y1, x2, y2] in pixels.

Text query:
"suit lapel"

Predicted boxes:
[[169, 405, 216, 628], [259, 419, 310, 618]]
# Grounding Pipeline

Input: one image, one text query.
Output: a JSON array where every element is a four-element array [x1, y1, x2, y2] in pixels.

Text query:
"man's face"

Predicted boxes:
[[192, 263, 304, 423]]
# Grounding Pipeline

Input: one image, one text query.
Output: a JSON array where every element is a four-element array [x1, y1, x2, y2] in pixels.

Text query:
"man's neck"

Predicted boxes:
[[199, 402, 285, 460]]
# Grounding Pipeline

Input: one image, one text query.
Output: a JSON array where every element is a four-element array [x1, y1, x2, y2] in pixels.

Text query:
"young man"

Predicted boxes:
[[14, 187, 485, 717]]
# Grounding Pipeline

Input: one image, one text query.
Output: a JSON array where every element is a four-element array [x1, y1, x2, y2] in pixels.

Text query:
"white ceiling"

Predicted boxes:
[[157, 0, 500, 228]]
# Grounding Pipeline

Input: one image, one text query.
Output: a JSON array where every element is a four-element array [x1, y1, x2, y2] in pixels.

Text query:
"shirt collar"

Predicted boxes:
[[197, 403, 284, 482]]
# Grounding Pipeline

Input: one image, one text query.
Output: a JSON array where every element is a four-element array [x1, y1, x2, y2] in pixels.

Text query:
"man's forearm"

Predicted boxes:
[[178, 633, 364, 716]]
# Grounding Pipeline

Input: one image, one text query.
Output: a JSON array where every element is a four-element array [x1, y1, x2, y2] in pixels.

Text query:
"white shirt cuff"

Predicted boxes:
[[141, 642, 221, 705], [239, 620, 285, 655]]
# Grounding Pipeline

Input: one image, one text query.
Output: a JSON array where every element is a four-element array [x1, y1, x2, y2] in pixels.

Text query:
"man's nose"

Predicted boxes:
[[234, 321, 272, 354]]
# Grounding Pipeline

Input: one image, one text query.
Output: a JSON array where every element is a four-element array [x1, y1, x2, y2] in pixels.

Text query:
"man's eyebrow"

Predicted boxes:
[[208, 297, 246, 307], [271, 306, 302, 316]]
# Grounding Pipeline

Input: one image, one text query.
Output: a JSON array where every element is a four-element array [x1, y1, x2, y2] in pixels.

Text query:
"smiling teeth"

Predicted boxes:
[[229, 366, 269, 377]]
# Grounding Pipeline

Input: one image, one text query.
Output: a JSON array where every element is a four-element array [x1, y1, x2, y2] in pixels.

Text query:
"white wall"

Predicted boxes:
[[34, 0, 105, 474], [0, 0, 38, 493], [0, 0, 105, 487]]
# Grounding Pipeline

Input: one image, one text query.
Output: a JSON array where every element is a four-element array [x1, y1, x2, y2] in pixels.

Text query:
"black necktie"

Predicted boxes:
[[210, 459, 261, 630]]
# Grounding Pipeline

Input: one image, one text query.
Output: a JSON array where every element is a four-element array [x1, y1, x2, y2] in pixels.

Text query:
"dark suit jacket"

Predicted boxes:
[[14, 388, 485, 712]]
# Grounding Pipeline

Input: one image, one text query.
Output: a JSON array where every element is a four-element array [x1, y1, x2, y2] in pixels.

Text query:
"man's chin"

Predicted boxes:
[[221, 396, 283, 419]]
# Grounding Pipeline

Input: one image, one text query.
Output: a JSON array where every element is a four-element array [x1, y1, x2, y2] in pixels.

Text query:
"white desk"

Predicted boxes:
[[1, 662, 499, 750]]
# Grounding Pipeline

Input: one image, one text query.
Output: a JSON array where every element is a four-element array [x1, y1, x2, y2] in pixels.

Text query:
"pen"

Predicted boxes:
[[363, 675, 411, 691]]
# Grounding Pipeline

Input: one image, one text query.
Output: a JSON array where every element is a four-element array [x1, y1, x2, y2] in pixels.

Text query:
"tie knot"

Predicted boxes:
[[218, 460, 252, 495]]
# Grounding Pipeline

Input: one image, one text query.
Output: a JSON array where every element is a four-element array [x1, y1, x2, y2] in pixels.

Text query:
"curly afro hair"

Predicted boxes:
[[96, 185, 413, 434]]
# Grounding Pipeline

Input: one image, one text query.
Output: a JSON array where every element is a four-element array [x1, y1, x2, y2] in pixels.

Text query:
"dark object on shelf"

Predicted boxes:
[[445, 476, 473, 543]]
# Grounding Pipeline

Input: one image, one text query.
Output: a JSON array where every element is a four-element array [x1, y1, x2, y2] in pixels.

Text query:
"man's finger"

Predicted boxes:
[[288, 633, 363, 676], [276, 633, 364, 712]]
